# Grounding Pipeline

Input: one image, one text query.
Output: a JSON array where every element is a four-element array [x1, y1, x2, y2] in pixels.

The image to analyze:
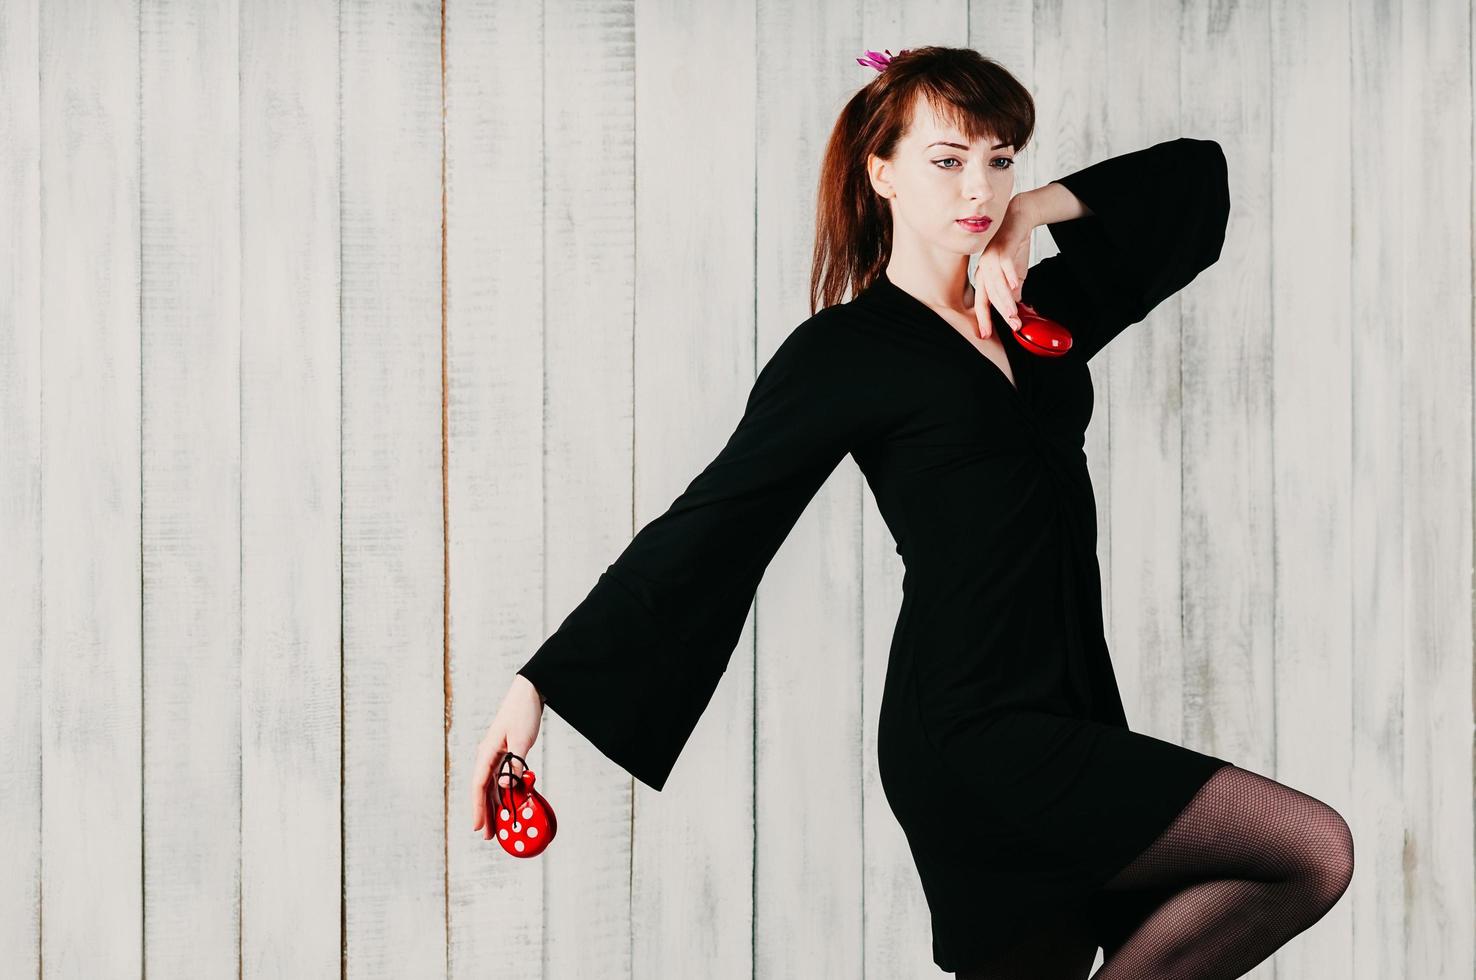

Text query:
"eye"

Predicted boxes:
[[932, 156, 1015, 171]]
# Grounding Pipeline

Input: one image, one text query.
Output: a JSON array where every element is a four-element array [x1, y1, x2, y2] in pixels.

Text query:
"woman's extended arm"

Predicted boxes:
[[508, 309, 885, 793]]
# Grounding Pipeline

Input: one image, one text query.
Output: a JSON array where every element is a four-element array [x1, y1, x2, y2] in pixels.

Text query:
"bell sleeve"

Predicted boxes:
[[1022, 136, 1232, 363], [515, 310, 877, 792]]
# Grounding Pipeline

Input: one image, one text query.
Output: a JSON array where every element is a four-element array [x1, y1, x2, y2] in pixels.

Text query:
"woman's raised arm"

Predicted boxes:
[[1021, 136, 1232, 362]]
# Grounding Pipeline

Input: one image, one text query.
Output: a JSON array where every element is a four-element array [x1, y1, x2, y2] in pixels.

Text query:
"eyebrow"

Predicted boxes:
[[926, 140, 1012, 150]]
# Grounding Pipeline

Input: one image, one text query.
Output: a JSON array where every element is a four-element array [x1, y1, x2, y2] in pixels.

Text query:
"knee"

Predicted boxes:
[[1301, 804, 1355, 906]]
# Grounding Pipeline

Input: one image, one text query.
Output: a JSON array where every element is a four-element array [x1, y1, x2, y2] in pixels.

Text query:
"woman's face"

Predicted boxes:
[[868, 98, 1015, 259]]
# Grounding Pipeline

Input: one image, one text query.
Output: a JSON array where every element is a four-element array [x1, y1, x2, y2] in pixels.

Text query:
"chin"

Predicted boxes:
[[951, 226, 996, 246]]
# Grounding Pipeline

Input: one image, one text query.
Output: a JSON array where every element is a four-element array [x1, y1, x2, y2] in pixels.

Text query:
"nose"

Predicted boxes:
[[964, 160, 995, 205]]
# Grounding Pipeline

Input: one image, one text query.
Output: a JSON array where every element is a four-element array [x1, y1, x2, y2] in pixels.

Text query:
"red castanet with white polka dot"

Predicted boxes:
[[486, 753, 557, 857]]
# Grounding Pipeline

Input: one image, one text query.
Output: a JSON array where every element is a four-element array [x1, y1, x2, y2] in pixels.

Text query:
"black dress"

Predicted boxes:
[[517, 136, 1235, 972]]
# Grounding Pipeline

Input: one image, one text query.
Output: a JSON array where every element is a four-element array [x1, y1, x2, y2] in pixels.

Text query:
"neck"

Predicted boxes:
[[883, 255, 974, 314]]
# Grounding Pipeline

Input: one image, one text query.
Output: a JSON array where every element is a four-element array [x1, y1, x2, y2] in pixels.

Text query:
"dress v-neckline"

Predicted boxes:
[[874, 270, 1023, 399]]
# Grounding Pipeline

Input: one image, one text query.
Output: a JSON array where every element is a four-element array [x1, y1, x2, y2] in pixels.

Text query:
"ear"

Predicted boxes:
[[866, 152, 894, 200]]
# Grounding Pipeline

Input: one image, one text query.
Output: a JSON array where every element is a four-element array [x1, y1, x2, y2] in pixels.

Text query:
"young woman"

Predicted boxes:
[[470, 45, 1353, 979]]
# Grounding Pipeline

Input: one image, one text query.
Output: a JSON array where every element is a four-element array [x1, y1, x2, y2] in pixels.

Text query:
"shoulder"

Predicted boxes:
[[767, 302, 854, 358], [759, 303, 890, 398], [790, 299, 886, 357], [749, 302, 873, 401], [787, 301, 854, 340], [747, 304, 889, 432]]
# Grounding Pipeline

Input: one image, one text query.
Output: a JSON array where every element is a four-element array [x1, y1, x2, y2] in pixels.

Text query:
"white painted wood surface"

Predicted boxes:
[[239, 1, 344, 976], [339, 1, 446, 977], [141, 1, 240, 976], [0, 1, 1470, 978]]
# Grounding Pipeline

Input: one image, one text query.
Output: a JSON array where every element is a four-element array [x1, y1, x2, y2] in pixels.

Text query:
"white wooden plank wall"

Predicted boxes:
[[0, 0, 1470, 978], [143, 1, 240, 975]]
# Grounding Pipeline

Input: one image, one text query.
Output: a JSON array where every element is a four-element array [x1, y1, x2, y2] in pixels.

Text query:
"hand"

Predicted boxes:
[[470, 673, 545, 839], [970, 192, 1037, 339]]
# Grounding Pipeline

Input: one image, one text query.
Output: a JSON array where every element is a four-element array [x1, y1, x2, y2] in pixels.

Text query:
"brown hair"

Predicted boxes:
[[809, 46, 1036, 314]]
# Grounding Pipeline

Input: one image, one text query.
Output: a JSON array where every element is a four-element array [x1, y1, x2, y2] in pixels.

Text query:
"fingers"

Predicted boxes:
[[975, 255, 1023, 335], [971, 274, 990, 339], [471, 738, 498, 832], [470, 722, 536, 839], [993, 266, 1020, 331], [479, 745, 531, 841], [485, 750, 509, 840], [471, 733, 512, 834], [497, 748, 527, 788], [1001, 259, 1022, 327]]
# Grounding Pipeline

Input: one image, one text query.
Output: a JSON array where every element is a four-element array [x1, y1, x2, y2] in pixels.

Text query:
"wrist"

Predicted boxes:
[[1010, 188, 1045, 230], [1018, 181, 1092, 227], [515, 672, 546, 706]]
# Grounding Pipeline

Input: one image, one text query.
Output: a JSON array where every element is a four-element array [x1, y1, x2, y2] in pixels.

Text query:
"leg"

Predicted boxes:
[[955, 902, 1099, 980], [1087, 764, 1354, 979], [1084, 882, 1179, 965]]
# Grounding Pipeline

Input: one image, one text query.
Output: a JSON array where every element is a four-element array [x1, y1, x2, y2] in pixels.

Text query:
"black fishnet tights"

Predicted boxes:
[[1086, 763, 1355, 979]]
